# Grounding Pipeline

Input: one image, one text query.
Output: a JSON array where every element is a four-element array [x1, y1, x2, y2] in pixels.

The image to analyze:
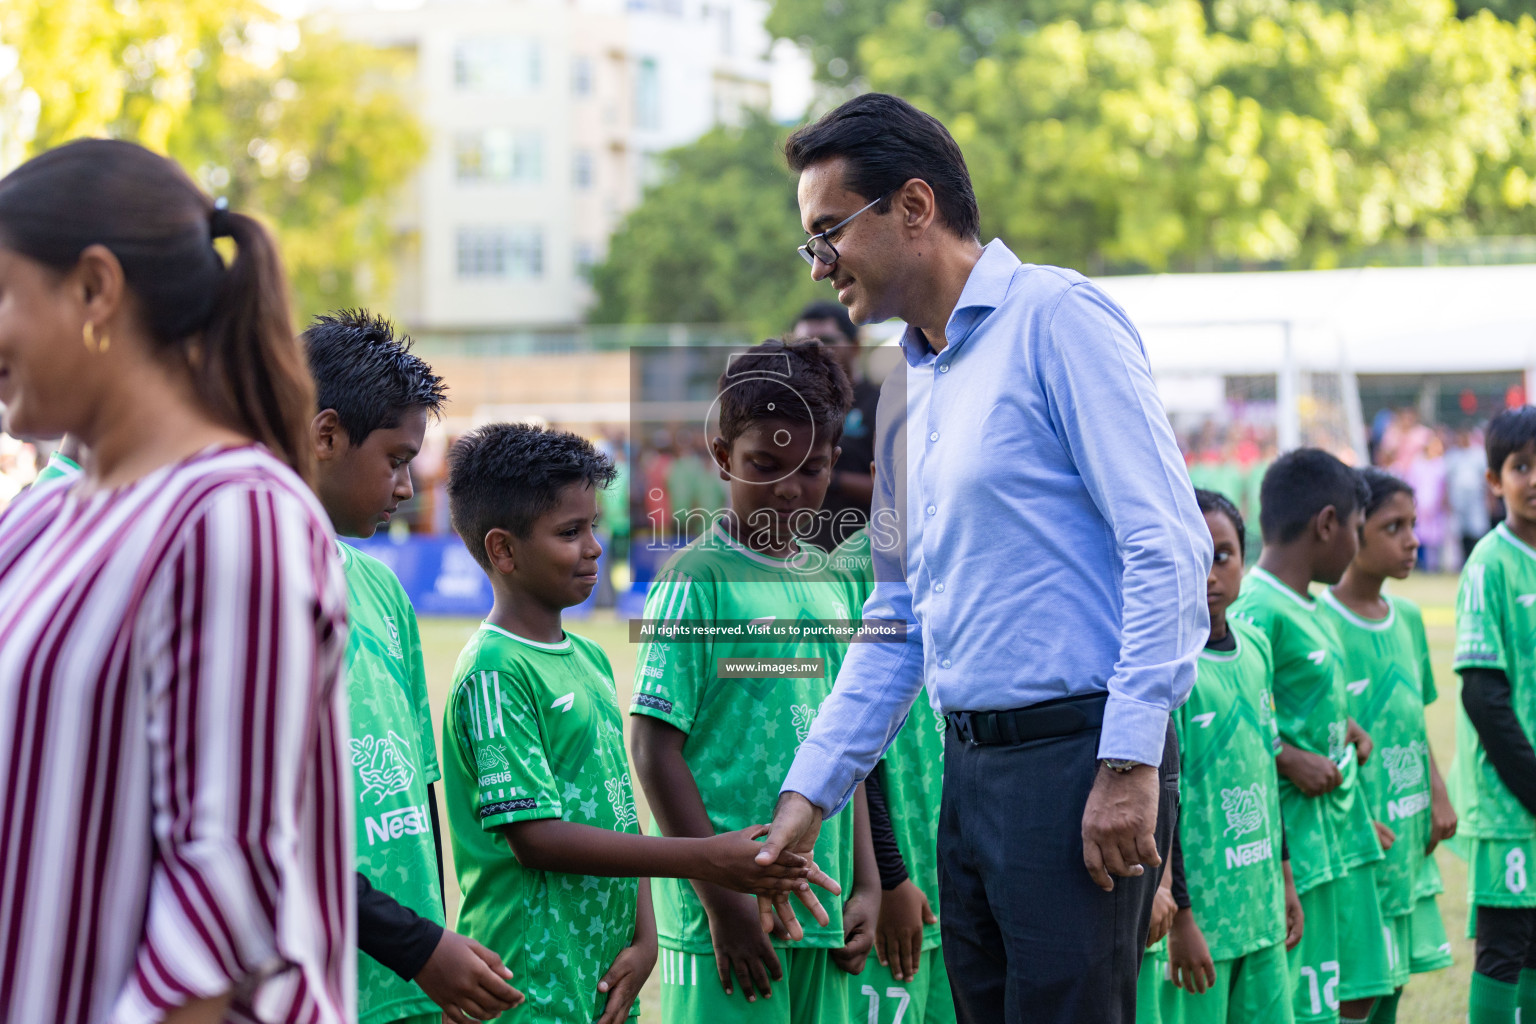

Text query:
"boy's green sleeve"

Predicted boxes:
[[629, 568, 711, 733], [449, 667, 562, 830], [1454, 559, 1508, 674]]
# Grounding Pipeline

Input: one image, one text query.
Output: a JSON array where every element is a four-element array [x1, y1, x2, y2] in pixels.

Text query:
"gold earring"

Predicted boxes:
[[83, 322, 110, 354]]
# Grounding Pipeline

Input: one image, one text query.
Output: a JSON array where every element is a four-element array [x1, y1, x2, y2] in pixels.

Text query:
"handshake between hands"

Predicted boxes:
[[702, 824, 841, 940]]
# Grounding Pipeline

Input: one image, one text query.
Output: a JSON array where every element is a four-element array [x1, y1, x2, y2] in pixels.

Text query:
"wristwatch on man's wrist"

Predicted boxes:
[[1099, 758, 1144, 773]]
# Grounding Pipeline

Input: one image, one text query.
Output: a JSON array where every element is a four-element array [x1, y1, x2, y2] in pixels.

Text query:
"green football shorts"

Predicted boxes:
[[850, 948, 956, 1024], [658, 946, 848, 1024], [1335, 863, 1395, 1002], [1407, 894, 1453, 973]]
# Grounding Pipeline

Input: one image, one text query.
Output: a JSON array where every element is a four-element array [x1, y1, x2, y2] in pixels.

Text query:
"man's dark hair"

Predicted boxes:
[[794, 301, 858, 346], [303, 309, 447, 444], [1358, 467, 1415, 521], [1195, 488, 1245, 556], [447, 422, 616, 569], [1259, 448, 1368, 545], [1486, 406, 1536, 474], [784, 93, 980, 242], [718, 339, 853, 448]]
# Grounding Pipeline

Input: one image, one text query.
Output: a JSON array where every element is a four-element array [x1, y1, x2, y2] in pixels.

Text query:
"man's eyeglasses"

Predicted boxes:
[[797, 191, 893, 267]]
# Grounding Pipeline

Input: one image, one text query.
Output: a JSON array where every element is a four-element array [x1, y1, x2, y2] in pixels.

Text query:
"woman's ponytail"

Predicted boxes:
[[199, 209, 316, 483]]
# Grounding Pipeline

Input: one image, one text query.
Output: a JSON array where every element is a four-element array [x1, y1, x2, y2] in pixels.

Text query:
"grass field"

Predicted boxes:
[[417, 573, 1472, 1022]]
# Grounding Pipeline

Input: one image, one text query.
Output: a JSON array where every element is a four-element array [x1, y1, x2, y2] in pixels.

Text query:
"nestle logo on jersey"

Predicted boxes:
[[1387, 792, 1432, 821], [365, 803, 430, 847], [635, 693, 673, 714], [1225, 837, 1273, 869], [481, 798, 537, 818]]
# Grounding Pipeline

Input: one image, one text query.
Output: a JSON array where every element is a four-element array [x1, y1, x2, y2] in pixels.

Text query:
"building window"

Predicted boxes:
[[575, 242, 597, 276], [455, 130, 542, 183], [453, 38, 540, 93], [573, 149, 594, 188], [572, 56, 593, 96], [635, 57, 660, 131], [456, 227, 544, 279]]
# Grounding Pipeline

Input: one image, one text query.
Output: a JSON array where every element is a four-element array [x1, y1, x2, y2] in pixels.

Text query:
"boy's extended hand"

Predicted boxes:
[[1276, 743, 1343, 796], [595, 938, 656, 1024], [413, 930, 524, 1024], [874, 880, 937, 981], [830, 886, 879, 975], [704, 890, 785, 1003], [1167, 909, 1216, 994]]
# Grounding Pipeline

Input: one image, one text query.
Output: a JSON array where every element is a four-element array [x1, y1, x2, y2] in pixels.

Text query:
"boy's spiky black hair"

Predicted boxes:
[[302, 309, 447, 444], [447, 422, 616, 570], [1195, 488, 1245, 555], [717, 338, 853, 448], [1486, 406, 1536, 475], [1259, 447, 1368, 544], [1358, 467, 1415, 521]]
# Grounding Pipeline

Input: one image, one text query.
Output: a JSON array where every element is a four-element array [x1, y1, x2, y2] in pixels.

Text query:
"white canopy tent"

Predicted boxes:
[[1094, 263, 1536, 450]]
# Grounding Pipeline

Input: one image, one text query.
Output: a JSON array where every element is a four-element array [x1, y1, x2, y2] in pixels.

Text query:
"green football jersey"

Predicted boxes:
[[1175, 619, 1288, 961], [836, 528, 945, 946], [1231, 568, 1354, 894], [631, 524, 860, 952], [444, 625, 641, 1024], [340, 542, 444, 1024], [1451, 523, 1536, 840], [1319, 590, 1438, 917]]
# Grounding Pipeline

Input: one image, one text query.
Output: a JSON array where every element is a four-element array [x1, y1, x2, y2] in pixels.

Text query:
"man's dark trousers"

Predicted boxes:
[[938, 696, 1179, 1023]]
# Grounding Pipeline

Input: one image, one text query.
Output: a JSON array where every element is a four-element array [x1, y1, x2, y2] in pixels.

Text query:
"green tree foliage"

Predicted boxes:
[[590, 113, 827, 335], [865, 0, 1536, 270], [0, 0, 424, 320], [595, 0, 1536, 325]]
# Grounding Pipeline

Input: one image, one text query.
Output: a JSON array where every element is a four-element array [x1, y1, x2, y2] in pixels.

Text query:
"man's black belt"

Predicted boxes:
[[947, 691, 1107, 746]]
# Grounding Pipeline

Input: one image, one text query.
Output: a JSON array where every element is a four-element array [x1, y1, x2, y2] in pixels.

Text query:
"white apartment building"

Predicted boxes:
[[316, 0, 804, 338]]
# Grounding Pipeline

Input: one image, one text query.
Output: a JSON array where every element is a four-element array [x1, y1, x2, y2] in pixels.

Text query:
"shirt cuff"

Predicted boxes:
[[1096, 696, 1169, 766], [782, 744, 857, 819]]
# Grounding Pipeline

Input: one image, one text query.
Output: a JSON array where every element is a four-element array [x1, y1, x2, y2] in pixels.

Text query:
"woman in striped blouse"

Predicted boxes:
[[0, 140, 353, 1023]]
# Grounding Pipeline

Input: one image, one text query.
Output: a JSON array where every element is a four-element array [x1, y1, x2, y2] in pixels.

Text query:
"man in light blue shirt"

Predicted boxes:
[[755, 93, 1212, 1023]]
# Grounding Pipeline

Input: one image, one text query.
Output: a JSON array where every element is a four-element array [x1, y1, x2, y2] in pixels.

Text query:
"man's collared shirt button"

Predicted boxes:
[[929, 431, 939, 442], [941, 658, 952, 669], [940, 364, 950, 373], [927, 505, 937, 516], [934, 582, 945, 593]]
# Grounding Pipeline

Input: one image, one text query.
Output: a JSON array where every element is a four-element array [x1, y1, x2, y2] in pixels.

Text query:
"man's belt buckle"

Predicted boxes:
[[949, 711, 975, 743]]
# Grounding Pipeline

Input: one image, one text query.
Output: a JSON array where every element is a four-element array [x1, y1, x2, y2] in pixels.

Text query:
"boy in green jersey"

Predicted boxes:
[[441, 423, 836, 1024], [303, 311, 524, 1024], [630, 339, 882, 1023], [835, 521, 955, 1024], [1149, 489, 1302, 1024], [1231, 449, 1386, 1024], [1450, 407, 1536, 1024], [1319, 468, 1459, 1023]]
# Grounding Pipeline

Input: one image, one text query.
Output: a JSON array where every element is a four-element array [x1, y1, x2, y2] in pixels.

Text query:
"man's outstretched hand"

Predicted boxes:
[[754, 792, 834, 939]]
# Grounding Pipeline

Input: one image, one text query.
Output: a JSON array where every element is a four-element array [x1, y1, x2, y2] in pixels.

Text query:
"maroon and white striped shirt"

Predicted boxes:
[[0, 445, 354, 1024]]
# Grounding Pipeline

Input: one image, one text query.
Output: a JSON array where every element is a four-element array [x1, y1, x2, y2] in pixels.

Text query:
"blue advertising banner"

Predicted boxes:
[[343, 534, 599, 619]]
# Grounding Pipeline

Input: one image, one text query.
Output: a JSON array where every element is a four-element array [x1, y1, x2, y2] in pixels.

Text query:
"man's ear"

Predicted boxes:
[[711, 436, 731, 481], [484, 528, 517, 576], [311, 409, 346, 463]]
